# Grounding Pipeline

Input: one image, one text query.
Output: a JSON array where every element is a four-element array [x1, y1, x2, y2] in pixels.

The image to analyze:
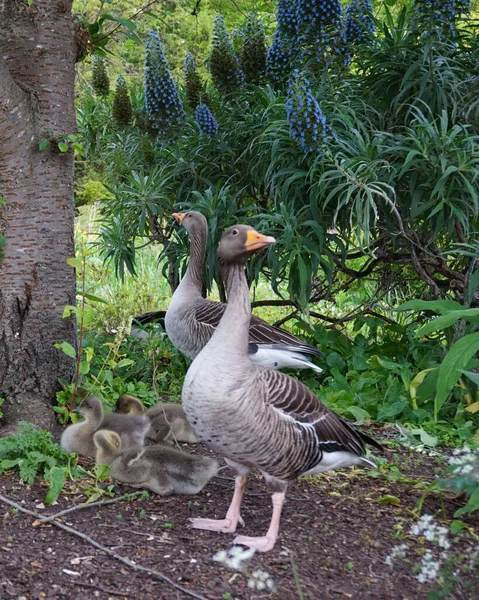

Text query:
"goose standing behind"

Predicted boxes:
[[61, 396, 151, 457], [149, 211, 323, 373], [93, 430, 218, 495], [182, 225, 381, 552], [115, 394, 199, 444]]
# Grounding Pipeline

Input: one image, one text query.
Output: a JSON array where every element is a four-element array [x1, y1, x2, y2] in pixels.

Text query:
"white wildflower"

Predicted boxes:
[[247, 568, 275, 591], [385, 544, 408, 567], [417, 552, 440, 583], [212, 545, 256, 571], [410, 515, 451, 550]]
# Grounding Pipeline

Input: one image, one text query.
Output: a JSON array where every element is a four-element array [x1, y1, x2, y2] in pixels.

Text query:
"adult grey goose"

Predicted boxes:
[[159, 211, 324, 372], [182, 224, 382, 552]]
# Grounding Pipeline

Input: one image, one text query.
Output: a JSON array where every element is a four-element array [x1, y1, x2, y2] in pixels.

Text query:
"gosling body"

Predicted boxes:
[[61, 396, 151, 457], [115, 394, 199, 444], [93, 430, 218, 495]]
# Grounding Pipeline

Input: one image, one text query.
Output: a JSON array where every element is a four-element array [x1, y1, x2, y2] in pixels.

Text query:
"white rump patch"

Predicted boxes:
[[302, 451, 376, 476]]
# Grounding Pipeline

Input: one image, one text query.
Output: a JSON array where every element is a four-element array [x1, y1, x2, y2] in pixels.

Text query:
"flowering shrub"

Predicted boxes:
[[91, 55, 110, 97], [210, 15, 245, 95], [184, 53, 209, 111], [286, 71, 335, 153], [144, 31, 185, 136], [266, 30, 296, 84], [296, 0, 344, 67], [277, 0, 299, 38], [344, 0, 375, 48], [195, 104, 219, 138], [296, 0, 342, 33], [239, 12, 267, 84], [412, 0, 471, 38], [112, 75, 132, 126]]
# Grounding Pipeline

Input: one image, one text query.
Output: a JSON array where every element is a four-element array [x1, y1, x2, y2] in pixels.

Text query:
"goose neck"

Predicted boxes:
[[216, 261, 250, 352], [182, 226, 206, 293]]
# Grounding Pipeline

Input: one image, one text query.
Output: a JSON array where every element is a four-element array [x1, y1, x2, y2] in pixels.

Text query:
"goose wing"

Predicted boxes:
[[258, 369, 379, 455], [249, 316, 324, 358], [193, 301, 324, 359]]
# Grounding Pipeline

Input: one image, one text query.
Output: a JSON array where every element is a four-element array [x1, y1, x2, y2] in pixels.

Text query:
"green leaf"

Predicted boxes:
[[410, 368, 437, 401], [84, 293, 108, 304], [459, 370, 479, 387], [454, 486, 479, 517], [67, 257, 83, 270], [409, 427, 438, 447], [38, 139, 50, 151], [377, 495, 401, 505], [45, 466, 66, 505], [79, 360, 90, 375], [55, 341, 76, 359], [435, 332, 479, 420], [62, 305, 79, 318], [396, 300, 464, 314], [416, 309, 479, 337], [450, 520, 466, 534], [57, 142, 69, 153], [117, 358, 135, 368], [343, 406, 370, 423]]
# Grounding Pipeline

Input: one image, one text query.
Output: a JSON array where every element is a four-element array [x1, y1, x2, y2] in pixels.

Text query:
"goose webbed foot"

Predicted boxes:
[[233, 533, 277, 553], [190, 474, 247, 534], [190, 515, 244, 533], [233, 490, 285, 553]]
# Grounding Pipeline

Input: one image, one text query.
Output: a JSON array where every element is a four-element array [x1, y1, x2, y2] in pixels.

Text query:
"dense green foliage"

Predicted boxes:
[[68, 0, 479, 443]]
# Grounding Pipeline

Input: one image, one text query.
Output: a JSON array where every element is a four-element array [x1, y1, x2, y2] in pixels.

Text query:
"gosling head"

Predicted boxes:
[[115, 394, 144, 415], [93, 429, 122, 454], [217, 224, 276, 265], [76, 396, 103, 421], [172, 211, 207, 236]]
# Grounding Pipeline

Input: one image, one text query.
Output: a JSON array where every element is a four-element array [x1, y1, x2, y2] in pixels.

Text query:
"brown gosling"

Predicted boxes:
[[115, 394, 199, 444], [60, 396, 151, 457], [93, 430, 219, 495]]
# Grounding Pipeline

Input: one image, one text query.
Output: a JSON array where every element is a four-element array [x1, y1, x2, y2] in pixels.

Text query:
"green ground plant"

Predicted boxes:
[[0, 423, 83, 504]]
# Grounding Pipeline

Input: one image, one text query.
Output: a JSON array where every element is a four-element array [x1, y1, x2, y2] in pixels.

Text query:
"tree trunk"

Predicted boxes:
[[0, 0, 77, 433]]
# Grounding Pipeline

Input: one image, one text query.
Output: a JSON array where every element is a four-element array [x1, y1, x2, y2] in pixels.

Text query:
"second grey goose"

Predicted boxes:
[[182, 224, 381, 552], [160, 211, 324, 372]]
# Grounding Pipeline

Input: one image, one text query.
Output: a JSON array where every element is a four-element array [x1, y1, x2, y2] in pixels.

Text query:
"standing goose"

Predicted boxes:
[[140, 211, 324, 372], [61, 396, 151, 457], [93, 430, 218, 495], [115, 394, 199, 444], [182, 225, 381, 552]]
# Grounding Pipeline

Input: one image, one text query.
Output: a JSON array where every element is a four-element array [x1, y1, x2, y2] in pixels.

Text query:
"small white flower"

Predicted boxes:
[[212, 545, 256, 571], [247, 568, 275, 592], [385, 544, 408, 567], [417, 552, 440, 583]]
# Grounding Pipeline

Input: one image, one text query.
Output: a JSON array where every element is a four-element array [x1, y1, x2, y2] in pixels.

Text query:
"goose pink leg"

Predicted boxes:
[[190, 475, 247, 533], [233, 491, 285, 552]]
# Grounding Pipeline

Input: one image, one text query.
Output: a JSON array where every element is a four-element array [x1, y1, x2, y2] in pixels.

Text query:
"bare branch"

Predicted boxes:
[[0, 494, 210, 600]]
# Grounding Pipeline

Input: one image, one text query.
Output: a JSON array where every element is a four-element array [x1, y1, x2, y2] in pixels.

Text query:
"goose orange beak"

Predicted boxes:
[[172, 212, 186, 224], [245, 230, 276, 251]]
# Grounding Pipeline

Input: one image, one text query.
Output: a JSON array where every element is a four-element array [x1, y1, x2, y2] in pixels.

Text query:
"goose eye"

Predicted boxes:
[[232, 229, 238, 236]]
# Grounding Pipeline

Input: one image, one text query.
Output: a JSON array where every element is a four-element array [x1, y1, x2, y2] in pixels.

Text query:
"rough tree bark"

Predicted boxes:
[[0, 0, 77, 433]]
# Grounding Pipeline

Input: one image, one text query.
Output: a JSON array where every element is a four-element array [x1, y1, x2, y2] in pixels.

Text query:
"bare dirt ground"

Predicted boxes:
[[1, 431, 478, 600]]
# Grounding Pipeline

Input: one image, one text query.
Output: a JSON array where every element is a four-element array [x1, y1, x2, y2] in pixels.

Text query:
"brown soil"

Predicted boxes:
[[1, 432, 478, 600]]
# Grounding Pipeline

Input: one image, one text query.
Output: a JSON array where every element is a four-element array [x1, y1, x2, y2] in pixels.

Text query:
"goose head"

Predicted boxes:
[[217, 225, 276, 266], [76, 396, 104, 426], [115, 394, 144, 415], [172, 211, 207, 235]]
